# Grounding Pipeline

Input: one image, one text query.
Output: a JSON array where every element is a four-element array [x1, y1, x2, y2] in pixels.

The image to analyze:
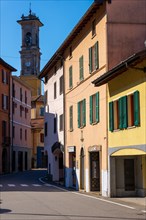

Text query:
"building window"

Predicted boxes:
[[78, 99, 86, 128], [40, 133, 44, 143], [25, 91, 27, 104], [40, 106, 44, 116], [90, 92, 99, 124], [12, 83, 15, 97], [25, 129, 27, 140], [79, 56, 84, 81], [69, 66, 73, 89], [20, 106, 22, 117], [13, 126, 15, 138], [69, 46, 72, 58], [20, 88, 22, 102], [45, 122, 48, 137], [2, 121, 7, 138], [2, 94, 8, 110], [109, 91, 140, 132], [54, 82, 57, 99], [54, 116, 57, 133], [92, 19, 96, 37], [25, 108, 28, 118], [20, 128, 22, 140], [2, 69, 8, 84], [59, 114, 63, 131], [89, 41, 99, 73], [69, 105, 73, 131], [60, 75, 63, 95]]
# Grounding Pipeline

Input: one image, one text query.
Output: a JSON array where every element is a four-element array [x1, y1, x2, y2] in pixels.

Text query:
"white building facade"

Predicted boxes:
[[43, 61, 64, 182]]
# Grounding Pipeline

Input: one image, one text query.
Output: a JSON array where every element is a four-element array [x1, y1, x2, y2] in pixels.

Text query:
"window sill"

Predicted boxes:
[[91, 121, 98, 125], [69, 129, 74, 132], [79, 125, 85, 129], [127, 126, 136, 129]]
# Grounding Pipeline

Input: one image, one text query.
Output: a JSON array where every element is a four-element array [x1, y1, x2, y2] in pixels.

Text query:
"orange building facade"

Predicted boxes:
[[0, 58, 16, 174]]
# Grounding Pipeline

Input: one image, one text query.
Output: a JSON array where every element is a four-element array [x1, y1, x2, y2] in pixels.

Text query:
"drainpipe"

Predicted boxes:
[[11, 76, 14, 173]]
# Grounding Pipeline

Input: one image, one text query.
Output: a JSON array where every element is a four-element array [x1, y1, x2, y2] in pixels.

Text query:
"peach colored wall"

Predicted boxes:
[[64, 9, 108, 192]]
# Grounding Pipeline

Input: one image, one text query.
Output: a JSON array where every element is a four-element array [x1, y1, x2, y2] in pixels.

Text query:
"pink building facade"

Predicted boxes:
[[10, 76, 32, 172]]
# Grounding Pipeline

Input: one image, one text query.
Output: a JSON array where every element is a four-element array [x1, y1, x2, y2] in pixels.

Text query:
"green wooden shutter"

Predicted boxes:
[[83, 99, 86, 126], [79, 56, 84, 81], [95, 41, 99, 69], [96, 92, 99, 123], [89, 47, 92, 73], [109, 101, 114, 131], [134, 91, 140, 126], [69, 66, 72, 88], [70, 106, 73, 130], [77, 102, 81, 128], [122, 96, 128, 128], [90, 95, 93, 124], [118, 98, 123, 129]]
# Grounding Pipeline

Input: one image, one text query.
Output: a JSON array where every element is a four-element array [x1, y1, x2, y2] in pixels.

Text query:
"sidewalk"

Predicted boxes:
[[40, 177, 146, 208]]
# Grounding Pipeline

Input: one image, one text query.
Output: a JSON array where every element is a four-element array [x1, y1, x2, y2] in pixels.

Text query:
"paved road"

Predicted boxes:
[[0, 170, 146, 220]]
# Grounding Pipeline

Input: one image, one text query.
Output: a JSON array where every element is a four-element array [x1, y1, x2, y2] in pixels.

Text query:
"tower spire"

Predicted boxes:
[[29, 2, 32, 15]]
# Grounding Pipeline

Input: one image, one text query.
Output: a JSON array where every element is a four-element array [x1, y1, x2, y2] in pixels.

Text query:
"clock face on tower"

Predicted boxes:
[[25, 61, 31, 67], [25, 32, 32, 46]]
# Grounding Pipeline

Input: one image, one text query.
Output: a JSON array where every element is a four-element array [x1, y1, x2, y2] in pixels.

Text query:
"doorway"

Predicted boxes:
[[90, 152, 100, 191], [124, 159, 135, 191]]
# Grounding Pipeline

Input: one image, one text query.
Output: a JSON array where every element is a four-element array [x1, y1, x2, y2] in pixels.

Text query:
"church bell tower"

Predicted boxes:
[[17, 9, 43, 96]]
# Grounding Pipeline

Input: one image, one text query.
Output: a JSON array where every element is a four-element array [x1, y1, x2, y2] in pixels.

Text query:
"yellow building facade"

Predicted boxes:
[[94, 50, 146, 197]]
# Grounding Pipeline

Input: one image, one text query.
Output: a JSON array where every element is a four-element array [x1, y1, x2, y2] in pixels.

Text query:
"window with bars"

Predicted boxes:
[[109, 91, 140, 132], [78, 99, 86, 128], [89, 41, 99, 73], [90, 92, 99, 125], [69, 105, 73, 131], [79, 56, 84, 81], [69, 65, 73, 89]]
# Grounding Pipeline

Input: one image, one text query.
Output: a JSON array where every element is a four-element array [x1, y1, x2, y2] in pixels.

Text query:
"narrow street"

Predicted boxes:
[[0, 170, 145, 220]]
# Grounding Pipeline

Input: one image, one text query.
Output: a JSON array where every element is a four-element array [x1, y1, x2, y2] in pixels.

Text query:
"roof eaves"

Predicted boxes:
[[0, 58, 17, 72], [39, 1, 105, 79], [93, 49, 146, 86]]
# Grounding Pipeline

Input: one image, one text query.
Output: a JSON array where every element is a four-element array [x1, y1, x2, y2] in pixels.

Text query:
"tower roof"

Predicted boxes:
[[17, 11, 43, 27]]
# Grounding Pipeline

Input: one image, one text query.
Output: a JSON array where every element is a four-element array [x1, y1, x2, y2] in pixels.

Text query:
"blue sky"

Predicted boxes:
[[0, 0, 93, 76]]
